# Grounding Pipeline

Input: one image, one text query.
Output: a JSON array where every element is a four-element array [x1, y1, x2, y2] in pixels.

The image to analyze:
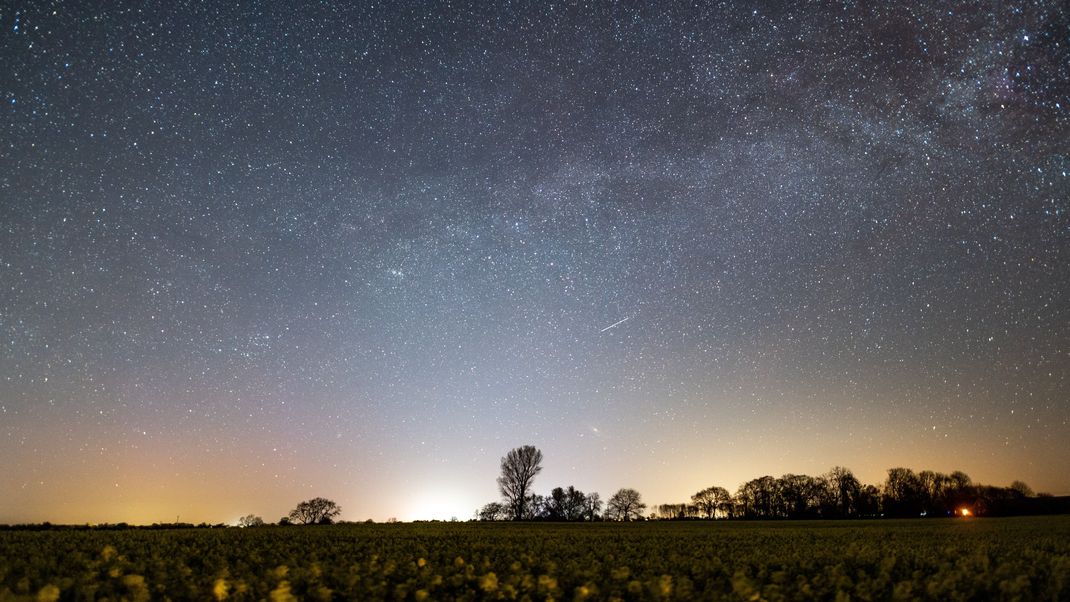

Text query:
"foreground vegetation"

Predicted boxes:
[[2, 517, 1068, 600]]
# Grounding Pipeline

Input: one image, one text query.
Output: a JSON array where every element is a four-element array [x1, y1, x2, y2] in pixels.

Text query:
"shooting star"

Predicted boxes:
[[600, 316, 631, 332]]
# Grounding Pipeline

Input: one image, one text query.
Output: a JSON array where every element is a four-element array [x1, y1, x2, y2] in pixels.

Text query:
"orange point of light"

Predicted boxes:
[[960, 508, 971, 516]]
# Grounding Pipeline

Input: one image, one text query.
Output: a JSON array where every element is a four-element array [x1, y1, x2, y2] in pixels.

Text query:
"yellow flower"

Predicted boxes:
[[270, 581, 297, 602], [213, 578, 229, 600], [657, 575, 673, 598], [479, 572, 499, 592], [35, 585, 61, 602], [121, 575, 150, 602], [537, 574, 558, 593]]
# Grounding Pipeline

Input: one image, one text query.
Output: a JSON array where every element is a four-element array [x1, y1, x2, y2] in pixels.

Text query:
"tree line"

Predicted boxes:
[[477, 445, 1054, 521], [1, 497, 345, 531], [236, 497, 342, 528], [478, 445, 648, 521]]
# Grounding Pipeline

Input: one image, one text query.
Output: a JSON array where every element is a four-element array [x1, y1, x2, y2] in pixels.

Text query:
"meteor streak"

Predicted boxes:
[[600, 317, 631, 332]]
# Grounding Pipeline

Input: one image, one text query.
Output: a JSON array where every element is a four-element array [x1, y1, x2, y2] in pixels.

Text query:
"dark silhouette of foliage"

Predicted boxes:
[[735, 476, 779, 518], [545, 486, 589, 521], [238, 515, 264, 528], [497, 445, 543, 520], [857, 484, 882, 517], [824, 466, 862, 517], [691, 486, 731, 519], [882, 468, 926, 517], [1010, 480, 1034, 498], [606, 488, 646, 521], [655, 503, 699, 519], [523, 494, 546, 520], [584, 492, 603, 521], [476, 502, 508, 521], [477, 450, 1050, 523], [288, 498, 341, 525]]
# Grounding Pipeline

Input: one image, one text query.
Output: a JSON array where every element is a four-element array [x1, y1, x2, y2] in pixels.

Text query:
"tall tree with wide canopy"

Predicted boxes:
[[497, 445, 544, 520], [606, 488, 646, 521], [824, 466, 862, 517], [691, 486, 731, 519]]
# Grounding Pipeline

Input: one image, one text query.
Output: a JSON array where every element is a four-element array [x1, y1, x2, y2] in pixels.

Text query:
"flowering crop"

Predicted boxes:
[[1, 517, 1067, 600]]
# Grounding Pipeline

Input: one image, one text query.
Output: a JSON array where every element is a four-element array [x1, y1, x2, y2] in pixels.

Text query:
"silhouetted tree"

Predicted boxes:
[[238, 514, 264, 527], [1010, 480, 1034, 498], [606, 488, 646, 521], [565, 486, 588, 520], [974, 484, 1018, 515], [735, 480, 757, 518], [823, 466, 862, 517], [736, 476, 778, 518], [546, 488, 567, 520], [777, 474, 827, 518], [883, 468, 925, 517], [584, 492, 603, 521], [523, 493, 547, 520], [691, 487, 717, 518], [497, 445, 543, 520], [289, 497, 341, 525], [948, 470, 972, 490], [857, 484, 881, 516], [476, 502, 508, 521], [546, 486, 589, 521], [656, 503, 698, 519], [915, 470, 952, 515], [943, 470, 974, 513], [716, 489, 736, 518], [691, 486, 732, 519]]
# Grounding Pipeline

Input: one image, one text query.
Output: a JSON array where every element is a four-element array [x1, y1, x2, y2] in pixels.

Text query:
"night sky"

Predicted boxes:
[[2, 1, 1068, 524]]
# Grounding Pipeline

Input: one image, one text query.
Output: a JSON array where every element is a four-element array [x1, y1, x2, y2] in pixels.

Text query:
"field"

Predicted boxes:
[[1, 517, 1068, 601]]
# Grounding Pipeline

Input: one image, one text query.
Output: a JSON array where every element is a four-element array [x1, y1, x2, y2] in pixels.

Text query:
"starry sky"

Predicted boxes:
[[1, 1, 1068, 524]]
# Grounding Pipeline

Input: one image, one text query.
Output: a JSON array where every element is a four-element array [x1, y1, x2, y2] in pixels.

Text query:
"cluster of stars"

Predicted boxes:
[[1, 0, 1067, 523]]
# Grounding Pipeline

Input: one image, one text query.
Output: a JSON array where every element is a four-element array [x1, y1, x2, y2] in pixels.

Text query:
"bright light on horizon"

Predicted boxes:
[[400, 487, 478, 522]]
